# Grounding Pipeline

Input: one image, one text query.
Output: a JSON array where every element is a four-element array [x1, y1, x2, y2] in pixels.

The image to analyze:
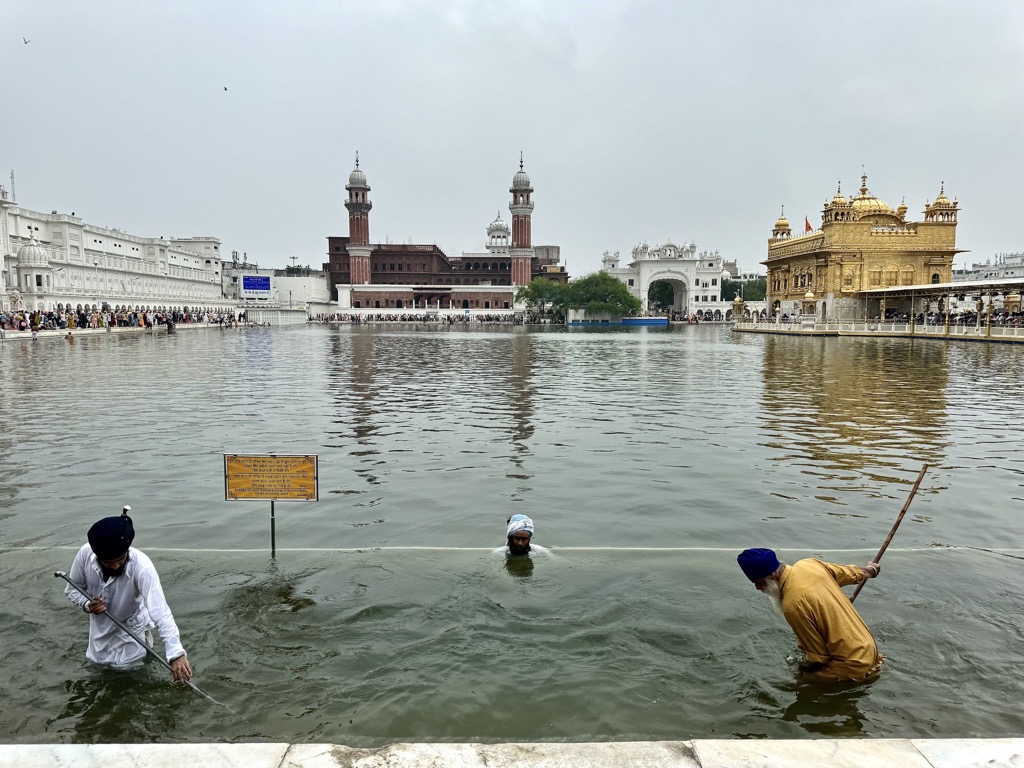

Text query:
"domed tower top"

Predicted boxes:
[[346, 152, 369, 190], [850, 173, 894, 217], [822, 181, 854, 224], [17, 236, 49, 268], [772, 206, 791, 239], [830, 181, 848, 206], [486, 211, 510, 253], [345, 152, 372, 246], [511, 153, 532, 192], [924, 181, 959, 223]]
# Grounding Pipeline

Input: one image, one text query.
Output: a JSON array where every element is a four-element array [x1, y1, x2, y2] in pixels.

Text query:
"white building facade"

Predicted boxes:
[[602, 241, 728, 316], [954, 252, 1024, 282], [1, 185, 229, 314]]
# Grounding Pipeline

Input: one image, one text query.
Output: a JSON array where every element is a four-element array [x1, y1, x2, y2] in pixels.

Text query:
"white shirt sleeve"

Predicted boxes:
[[132, 551, 187, 662]]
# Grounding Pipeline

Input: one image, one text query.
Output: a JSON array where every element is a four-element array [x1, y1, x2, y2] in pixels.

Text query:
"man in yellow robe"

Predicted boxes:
[[737, 548, 882, 681]]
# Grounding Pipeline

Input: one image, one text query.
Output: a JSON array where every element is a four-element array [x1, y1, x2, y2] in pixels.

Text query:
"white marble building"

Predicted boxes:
[[602, 241, 727, 315], [0, 185, 230, 314]]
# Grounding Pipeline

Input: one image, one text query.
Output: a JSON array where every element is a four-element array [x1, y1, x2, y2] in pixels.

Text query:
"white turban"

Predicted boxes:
[[506, 514, 534, 538]]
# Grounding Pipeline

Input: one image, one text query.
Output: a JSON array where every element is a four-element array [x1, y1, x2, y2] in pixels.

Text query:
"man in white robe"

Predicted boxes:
[[65, 508, 192, 683]]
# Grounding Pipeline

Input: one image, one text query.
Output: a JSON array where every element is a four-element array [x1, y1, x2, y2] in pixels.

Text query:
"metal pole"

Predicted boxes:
[[271, 499, 276, 556], [54, 571, 227, 707]]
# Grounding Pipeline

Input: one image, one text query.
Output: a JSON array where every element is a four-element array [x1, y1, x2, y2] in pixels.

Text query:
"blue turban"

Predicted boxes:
[[88, 513, 135, 560], [737, 548, 779, 582], [506, 514, 534, 539]]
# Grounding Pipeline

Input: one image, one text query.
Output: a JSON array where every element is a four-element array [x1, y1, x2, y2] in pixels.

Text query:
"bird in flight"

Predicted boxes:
[[23, 37, 31, 44], [223, 86, 228, 91]]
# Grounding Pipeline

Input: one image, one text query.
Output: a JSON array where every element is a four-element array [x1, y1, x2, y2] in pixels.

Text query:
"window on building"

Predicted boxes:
[[390, 264, 396, 271], [628, 279, 634, 287], [398, 264, 403, 271], [711, 278, 717, 285]]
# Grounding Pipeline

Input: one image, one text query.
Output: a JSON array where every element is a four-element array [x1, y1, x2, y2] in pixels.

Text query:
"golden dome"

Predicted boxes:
[[830, 182, 847, 206], [850, 173, 893, 216], [774, 205, 790, 229], [932, 181, 951, 206]]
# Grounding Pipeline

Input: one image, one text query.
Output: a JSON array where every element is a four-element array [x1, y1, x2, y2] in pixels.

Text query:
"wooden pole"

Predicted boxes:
[[850, 464, 929, 603]]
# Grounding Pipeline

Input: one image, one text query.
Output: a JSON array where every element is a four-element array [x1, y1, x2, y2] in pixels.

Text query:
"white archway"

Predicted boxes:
[[643, 270, 690, 313]]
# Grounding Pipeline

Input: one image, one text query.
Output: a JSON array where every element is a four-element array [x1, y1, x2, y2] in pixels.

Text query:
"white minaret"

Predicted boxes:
[[0, 183, 11, 312]]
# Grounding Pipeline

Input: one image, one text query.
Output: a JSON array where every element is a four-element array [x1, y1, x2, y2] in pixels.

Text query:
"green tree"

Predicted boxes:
[[722, 278, 766, 302], [559, 271, 643, 317], [648, 280, 674, 309], [515, 278, 567, 315]]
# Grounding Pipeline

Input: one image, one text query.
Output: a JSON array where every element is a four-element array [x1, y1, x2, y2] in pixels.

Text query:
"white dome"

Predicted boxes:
[[487, 213, 509, 234], [17, 237, 48, 267], [347, 167, 368, 188], [511, 169, 531, 190]]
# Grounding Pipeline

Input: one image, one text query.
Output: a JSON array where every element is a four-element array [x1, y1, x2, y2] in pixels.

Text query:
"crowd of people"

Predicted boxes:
[[311, 312, 527, 324], [0, 308, 241, 332]]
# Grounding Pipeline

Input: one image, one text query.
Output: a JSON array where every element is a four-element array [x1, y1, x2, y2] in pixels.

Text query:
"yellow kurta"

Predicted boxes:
[[779, 559, 880, 680]]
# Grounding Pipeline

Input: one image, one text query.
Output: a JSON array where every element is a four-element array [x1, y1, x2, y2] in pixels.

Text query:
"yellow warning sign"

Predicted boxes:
[[224, 454, 318, 501]]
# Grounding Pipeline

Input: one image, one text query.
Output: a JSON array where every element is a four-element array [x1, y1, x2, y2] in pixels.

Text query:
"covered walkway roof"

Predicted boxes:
[[859, 276, 1024, 299]]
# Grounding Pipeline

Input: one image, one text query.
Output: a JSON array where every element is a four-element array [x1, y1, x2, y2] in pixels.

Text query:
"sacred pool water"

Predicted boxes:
[[0, 324, 1021, 745]]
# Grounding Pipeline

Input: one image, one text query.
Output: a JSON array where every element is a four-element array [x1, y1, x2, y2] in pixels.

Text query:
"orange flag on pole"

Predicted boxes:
[[805, 216, 812, 233]]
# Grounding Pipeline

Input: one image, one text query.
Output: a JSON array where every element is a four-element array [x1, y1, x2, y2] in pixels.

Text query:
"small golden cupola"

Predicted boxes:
[[924, 181, 959, 223], [772, 205, 791, 239], [824, 181, 852, 223], [896, 196, 908, 223]]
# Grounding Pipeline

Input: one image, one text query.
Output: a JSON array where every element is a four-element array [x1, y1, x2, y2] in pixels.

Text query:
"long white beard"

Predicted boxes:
[[762, 580, 784, 617]]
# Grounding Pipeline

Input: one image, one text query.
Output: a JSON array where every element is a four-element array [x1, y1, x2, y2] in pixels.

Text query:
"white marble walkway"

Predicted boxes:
[[4, 739, 1022, 767]]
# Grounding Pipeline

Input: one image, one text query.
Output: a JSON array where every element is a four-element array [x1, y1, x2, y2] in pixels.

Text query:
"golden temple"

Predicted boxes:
[[764, 175, 963, 320]]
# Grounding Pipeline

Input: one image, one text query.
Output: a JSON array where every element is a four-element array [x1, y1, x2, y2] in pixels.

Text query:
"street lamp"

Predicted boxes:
[[93, 260, 100, 304]]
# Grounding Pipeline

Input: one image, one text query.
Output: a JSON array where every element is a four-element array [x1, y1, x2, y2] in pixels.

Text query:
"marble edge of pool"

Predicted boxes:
[[2, 738, 1022, 767]]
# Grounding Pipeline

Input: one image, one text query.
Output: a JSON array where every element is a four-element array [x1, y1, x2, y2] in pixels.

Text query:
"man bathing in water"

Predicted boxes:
[[738, 547, 882, 681], [499, 514, 550, 557]]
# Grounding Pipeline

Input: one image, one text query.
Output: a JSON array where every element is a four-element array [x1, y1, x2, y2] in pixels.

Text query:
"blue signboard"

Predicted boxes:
[[242, 275, 271, 295]]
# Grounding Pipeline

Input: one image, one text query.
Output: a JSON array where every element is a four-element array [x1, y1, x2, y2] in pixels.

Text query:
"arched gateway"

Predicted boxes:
[[601, 241, 725, 317]]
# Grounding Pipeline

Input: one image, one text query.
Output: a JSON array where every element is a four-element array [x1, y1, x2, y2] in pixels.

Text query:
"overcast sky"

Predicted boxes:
[[6, 0, 1023, 275]]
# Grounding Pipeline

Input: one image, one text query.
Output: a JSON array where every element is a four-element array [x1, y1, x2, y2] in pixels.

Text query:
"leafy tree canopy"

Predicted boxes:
[[722, 278, 766, 302], [561, 271, 643, 317], [515, 278, 567, 313]]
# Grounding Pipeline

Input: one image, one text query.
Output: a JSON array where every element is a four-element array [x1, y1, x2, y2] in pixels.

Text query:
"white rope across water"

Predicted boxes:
[[6, 545, 1024, 554]]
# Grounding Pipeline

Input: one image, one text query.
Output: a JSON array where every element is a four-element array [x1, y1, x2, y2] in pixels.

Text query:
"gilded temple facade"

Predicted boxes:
[[764, 175, 963, 320]]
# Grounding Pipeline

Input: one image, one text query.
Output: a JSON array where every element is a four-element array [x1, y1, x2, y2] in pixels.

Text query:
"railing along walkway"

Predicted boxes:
[[733, 320, 1024, 343]]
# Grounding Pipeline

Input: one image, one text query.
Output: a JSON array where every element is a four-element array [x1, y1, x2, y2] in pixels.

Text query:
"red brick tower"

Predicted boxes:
[[509, 153, 535, 287], [345, 153, 373, 284]]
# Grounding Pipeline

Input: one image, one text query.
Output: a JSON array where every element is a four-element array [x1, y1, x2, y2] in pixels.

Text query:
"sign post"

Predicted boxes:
[[224, 454, 318, 556]]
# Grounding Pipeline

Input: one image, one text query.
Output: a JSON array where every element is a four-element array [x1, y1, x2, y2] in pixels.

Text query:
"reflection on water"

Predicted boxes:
[[760, 336, 948, 485], [2, 325, 1024, 744]]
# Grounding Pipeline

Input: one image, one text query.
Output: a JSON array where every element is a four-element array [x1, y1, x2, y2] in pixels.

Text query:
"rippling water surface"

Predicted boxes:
[[1, 324, 1022, 744]]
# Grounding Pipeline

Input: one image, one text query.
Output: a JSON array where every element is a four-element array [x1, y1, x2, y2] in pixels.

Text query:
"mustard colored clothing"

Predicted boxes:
[[779, 559, 880, 680]]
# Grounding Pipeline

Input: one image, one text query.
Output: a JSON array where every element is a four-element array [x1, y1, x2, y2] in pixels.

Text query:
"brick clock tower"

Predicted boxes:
[[345, 153, 372, 284], [509, 154, 535, 287]]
